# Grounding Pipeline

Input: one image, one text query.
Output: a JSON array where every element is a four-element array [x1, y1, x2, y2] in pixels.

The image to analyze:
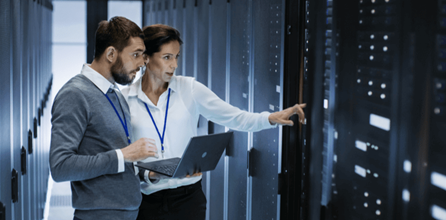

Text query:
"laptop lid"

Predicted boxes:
[[135, 131, 233, 178], [171, 131, 233, 178]]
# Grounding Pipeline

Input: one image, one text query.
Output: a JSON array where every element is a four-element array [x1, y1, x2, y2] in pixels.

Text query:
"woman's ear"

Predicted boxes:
[[106, 46, 116, 63], [143, 54, 149, 66]]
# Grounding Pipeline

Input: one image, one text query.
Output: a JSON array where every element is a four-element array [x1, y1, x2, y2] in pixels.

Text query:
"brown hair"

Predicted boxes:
[[94, 16, 144, 60], [142, 24, 183, 57]]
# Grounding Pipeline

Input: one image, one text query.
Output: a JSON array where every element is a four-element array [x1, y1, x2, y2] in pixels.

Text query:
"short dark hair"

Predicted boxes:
[[94, 16, 144, 60], [142, 24, 183, 57]]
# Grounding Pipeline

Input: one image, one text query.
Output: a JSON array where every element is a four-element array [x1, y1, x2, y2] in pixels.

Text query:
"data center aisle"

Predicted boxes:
[[44, 176, 74, 220]]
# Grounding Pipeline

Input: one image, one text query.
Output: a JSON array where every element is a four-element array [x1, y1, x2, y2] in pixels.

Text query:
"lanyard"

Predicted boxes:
[[144, 88, 171, 159], [104, 91, 131, 144]]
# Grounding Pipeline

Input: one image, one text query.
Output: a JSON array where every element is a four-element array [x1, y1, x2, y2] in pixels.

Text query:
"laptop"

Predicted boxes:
[[136, 131, 233, 178]]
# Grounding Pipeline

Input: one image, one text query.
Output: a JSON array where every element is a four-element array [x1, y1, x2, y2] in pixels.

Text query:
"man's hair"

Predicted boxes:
[[94, 16, 144, 60], [142, 24, 183, 57]]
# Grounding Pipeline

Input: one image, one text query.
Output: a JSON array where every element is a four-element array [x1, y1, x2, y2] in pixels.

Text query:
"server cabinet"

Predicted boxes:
[[164, 0, 174, 28], [250, 0, 285, 219], [143, 1, 290, 219], [21, 0, 31, 218], [302, 0, 328, 219], [12, 0, 24, 218], [302, 0, 446, 219], [0, 0, 13, 219], [157, 0, 165, 24], [183, 0, 195, 78], [162, 0, 170, 26], [406, 1, 446, 219], [195, 0, 211, 205], [0, 0, 52, 218], [196, 0, 209, 85], [208, 0, 228, 219], [227, 0, 251, 218], [175, 0, 185, 77], [281, 0, 307, 219], [30, 2, 39, 217], [30, 2, 37, 217], [34, 2, 42, 217], [332, 0, 411, 219], [304, 0, 405, 219], [143, 0, 153, 27]]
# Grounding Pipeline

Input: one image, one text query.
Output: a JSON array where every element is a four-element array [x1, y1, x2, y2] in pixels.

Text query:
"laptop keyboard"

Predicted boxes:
[[152, 164, 177, 176]]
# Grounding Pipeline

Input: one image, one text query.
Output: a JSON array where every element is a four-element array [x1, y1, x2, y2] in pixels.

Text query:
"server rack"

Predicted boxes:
[[281, 0, 307, 219], [143, 1, 292, 219], [0, 0, 53, 219], [207, 1, 229, 219], [303, 0, 446, 219], [406, 0, 446, 219], [302, 0, 327, 219], [303, 0, 408, 219]]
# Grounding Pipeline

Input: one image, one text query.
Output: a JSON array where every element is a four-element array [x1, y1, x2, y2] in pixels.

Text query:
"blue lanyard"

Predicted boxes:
[[104, 91, 131, 144], [144, 88, 171, 158]]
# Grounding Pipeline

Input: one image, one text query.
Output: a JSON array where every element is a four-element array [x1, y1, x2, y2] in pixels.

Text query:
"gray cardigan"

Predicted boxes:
[[50, 74, 140, 220]]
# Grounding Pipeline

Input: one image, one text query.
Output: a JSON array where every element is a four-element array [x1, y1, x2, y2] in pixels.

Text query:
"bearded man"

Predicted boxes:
[[50, 16, 157, 220]]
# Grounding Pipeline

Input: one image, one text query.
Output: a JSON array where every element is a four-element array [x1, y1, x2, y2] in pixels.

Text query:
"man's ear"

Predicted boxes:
[[106, 46, 116, 63]]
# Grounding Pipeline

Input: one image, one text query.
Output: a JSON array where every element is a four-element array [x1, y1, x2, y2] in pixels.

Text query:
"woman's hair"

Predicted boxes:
[[94, 16, 144, 60], [142, 24, 183, 57]]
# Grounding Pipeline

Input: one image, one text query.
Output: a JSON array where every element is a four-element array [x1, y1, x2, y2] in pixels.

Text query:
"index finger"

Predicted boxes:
[[298, 111, 306, 124], [294, 104, 306, 112]]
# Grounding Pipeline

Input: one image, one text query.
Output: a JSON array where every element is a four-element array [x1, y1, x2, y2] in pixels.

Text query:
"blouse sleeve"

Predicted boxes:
[[190, 79, 277, 132]]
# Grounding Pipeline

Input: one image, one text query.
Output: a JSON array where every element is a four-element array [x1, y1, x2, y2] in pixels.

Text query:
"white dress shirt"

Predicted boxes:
[[122, 75, 276, 195], [81, 64, 125, 173]]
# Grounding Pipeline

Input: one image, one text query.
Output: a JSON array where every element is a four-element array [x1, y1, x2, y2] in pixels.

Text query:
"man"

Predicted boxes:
[[50, 16, 157, 220]]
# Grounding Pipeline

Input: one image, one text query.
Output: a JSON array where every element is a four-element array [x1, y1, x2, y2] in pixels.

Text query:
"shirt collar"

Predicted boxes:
[[81, 63, 119, 94], [127, 74, 178, 98]]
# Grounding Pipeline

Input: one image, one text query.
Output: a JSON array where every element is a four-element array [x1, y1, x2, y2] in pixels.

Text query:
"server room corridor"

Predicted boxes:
[[1, 0, 446, 220]]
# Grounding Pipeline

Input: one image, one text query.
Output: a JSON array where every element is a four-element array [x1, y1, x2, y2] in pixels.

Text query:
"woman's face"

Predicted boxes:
[[146, 40, 180, 83]]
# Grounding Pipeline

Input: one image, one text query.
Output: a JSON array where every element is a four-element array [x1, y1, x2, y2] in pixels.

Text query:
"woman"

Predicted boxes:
[[122, 24, 306, 220]]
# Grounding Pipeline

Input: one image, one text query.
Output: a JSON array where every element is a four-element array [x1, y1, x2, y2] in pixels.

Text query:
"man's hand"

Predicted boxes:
[[121, 138, 158, 162], [148, 170, 202, 183], [268, 103, 306, 126], [147, 171, 169, 183]]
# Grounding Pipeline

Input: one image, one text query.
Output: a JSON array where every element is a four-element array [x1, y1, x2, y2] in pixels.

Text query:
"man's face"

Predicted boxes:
[[111, 37, 146, 85]]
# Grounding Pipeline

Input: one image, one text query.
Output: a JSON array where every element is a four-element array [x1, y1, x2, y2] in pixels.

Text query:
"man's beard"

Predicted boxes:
[[111, 55, 136, 85]]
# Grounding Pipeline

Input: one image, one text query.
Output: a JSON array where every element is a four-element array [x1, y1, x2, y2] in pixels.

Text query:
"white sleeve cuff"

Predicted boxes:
[[144, 170, 151, 183], [116, 149, 125, 173], [261, 111, 278, 129], [134, 162, 139, 175]]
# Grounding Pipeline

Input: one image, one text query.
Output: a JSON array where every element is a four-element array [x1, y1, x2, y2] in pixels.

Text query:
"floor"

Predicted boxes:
[[44, 175, 74, 220]]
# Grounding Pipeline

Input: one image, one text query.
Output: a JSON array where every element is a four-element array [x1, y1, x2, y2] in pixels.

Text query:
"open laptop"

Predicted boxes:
[[136, 131, 233, 178]]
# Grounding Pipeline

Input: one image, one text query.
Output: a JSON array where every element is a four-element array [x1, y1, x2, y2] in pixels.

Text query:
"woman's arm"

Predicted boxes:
[[190, 79, 306, 131]]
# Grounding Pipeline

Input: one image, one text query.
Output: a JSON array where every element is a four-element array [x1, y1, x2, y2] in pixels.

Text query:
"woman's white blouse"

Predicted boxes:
[[122, 75, 276, 195]]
